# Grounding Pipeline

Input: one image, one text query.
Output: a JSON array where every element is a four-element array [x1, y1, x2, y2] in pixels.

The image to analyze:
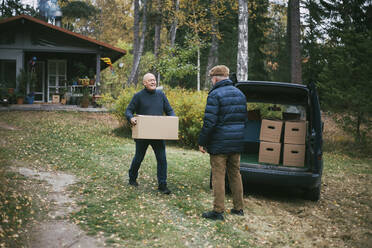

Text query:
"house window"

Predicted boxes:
[[0, 60, 16, 89]]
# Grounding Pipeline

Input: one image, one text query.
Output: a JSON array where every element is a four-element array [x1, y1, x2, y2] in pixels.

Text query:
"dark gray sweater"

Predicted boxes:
[[125, 88, 175, 122]]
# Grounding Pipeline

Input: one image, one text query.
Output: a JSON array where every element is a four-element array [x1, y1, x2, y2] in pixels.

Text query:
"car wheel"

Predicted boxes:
[[305, 185, 320, 201]]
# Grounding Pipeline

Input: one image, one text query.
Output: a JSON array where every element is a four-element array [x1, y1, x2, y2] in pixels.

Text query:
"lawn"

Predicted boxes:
[[0, 111, 371, 247]]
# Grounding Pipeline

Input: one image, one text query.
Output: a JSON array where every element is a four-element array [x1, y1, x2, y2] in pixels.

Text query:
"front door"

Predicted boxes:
[[47, 60, 66, 102]]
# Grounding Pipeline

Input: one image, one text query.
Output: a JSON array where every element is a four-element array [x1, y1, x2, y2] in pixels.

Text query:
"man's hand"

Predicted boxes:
[[130, 117, 137, 126], [199, 146, 206, 153]]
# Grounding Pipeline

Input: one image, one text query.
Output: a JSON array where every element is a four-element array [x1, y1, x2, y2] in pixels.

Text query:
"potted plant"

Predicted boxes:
[[59, 87, 67, 105], [26, 91, 35, 104], [15, 91, 25, 104], [16, 69, 27, 104], [80, 85, 90, 108], [88, 69, 95, 85]]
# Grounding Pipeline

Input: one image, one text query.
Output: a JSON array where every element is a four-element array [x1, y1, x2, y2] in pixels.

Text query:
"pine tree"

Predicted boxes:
[[318, 0, 372, 141], [302, 0, 326, 86], [248, 0, 270, 81]]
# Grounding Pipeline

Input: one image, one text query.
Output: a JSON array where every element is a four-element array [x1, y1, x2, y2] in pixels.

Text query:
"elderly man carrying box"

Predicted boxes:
[[125, 73, 175, 194], [198, 65, 247, 220]]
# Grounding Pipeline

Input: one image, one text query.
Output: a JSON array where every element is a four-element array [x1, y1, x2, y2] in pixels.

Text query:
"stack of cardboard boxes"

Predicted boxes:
[[258, 119, 306, 167], [283, 121, 306, 167], [258, 119, 283, 165]]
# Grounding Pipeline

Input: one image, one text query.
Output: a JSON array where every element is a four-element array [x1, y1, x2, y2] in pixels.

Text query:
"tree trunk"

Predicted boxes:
[[289, 0, 302, 84], [170, 0, 179, 47], [1, 0, 4, 16], [197, 46, 200, 91], [154, 0, 162, 82], [154, 24, 161, 57], [127, 0, 148, 86], [356, 112, 362, 142], [126, 0, 140, 86], [205, 16, 219, 89], [154, 0, 162, 58], [237, 0, 248, 81]]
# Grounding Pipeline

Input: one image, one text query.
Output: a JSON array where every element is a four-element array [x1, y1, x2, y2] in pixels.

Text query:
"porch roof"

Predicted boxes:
[[0, 15, 126, 63]]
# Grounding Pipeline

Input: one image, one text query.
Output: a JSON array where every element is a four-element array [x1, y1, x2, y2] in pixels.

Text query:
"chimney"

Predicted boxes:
[[54, 10, 62, 27]]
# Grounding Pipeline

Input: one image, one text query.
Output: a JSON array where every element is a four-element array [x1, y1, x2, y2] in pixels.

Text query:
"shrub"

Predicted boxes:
[[166, 87, 207, 147], [111, 86, 208, 148]]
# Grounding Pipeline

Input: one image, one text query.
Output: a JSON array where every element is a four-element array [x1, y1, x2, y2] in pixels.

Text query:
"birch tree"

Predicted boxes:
[[237, 0, 248, 81], [182, 0, 209, 91]]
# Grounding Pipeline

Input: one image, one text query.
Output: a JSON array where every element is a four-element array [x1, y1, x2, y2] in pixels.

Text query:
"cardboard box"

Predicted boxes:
[[132, 115, 179, 140], [52, 94, 60, 103], [282, 112, 301, 121], [283, 144, 305, 167], [259, 119, 283, 142], [258, 141, 281, 165], [284, 121, 306, 144], [247, 109, 261, 120]]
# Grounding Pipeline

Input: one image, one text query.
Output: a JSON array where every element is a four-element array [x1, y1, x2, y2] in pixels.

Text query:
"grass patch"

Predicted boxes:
[[0, 162, 51, 247], [0, 111, 371, 248], [0, 112, 257, 247]]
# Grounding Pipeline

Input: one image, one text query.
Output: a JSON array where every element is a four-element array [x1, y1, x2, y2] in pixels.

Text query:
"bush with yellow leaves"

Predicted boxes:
[[111, 86, 208, 148]]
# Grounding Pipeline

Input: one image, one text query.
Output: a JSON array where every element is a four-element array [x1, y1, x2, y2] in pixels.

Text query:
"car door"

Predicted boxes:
[[308, 82, 323, 174]]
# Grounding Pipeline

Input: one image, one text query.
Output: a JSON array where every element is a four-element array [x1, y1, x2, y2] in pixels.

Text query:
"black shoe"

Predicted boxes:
[[202, 211, 224, 221], [230, 209, 244, 216], [129, 179, 138, 187], [158, 183, 171, 194]]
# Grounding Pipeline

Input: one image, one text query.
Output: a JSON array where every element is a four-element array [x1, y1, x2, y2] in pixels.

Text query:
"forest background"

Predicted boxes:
[[1, 0, 372, 144]]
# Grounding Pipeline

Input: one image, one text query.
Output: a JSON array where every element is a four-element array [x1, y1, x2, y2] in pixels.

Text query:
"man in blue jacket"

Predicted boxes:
[[198, 65, 247, 220], [125, 73, 175, 194]]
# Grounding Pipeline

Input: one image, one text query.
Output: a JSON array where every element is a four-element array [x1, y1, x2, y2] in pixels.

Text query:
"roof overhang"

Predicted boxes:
[[0, 15, 126, 64]]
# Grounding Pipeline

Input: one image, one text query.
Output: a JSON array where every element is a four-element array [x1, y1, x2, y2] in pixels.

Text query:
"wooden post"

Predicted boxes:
[[96, 53, 101, 94]]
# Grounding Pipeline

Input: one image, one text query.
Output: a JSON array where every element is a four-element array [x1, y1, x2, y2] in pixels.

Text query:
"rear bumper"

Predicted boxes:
[[240, 166, 321, 189]]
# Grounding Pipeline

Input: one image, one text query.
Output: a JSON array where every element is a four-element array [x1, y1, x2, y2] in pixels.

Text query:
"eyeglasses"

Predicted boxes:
[[147, 79, 156, 82]]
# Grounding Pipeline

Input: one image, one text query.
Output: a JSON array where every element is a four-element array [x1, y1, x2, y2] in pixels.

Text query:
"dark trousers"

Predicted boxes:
[[129, 139, 167, 184]]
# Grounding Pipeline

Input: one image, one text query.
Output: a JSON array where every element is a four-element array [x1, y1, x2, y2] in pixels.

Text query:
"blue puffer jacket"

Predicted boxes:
[[198, 79, 247, 155]]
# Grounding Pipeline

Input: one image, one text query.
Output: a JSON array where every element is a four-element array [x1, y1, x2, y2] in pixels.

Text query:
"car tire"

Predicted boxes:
[[305, 185, 321, 201]]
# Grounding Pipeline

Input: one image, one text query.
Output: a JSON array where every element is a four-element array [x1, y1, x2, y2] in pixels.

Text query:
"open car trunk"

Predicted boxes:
[[236, 81, 313, 172]]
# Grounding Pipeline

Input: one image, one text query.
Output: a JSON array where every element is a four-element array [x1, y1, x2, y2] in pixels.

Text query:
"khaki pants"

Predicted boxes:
[[210, 153, 244, 213]]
